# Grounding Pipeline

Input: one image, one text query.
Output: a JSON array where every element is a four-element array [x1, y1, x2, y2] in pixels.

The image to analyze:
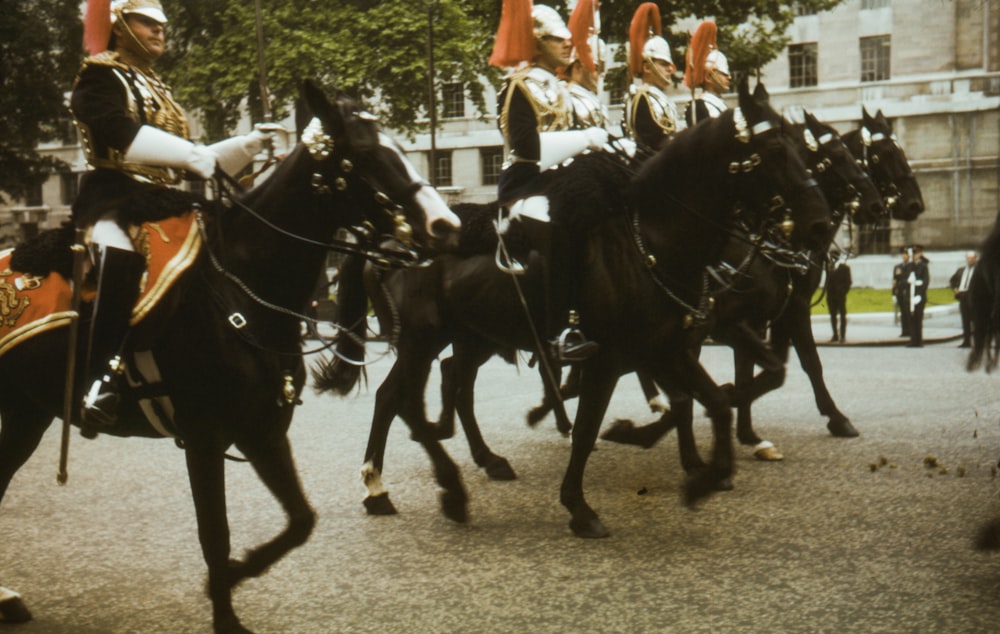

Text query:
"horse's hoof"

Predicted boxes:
[[526, 406, 547, 427], [483, 456, 517, 481], [213, 614, 253, 634], [600, 419, 663, 449], [648, 398, 668, 414], [440, 491, 468, 524], [569, 515, 610, 539], [827, 417, 860, 438], [684, 468, 729, 507], [363, 493, 398, 516], [0, 588, 32, 623], [753, 441, 784, 461]]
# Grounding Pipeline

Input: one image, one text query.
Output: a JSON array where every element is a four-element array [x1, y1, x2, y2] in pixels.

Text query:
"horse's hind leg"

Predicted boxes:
[[232, 432, 315, 583], [0, 401, 54, 503], [184, 444, 247, 634]]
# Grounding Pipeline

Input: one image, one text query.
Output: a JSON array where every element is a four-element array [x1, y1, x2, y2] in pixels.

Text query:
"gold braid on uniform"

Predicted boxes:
[[75, 51, 191, 185], [499, 66, 572, 139]]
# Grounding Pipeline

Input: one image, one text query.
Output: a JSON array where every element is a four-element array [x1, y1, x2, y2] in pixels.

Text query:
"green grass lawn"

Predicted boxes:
[[811, 287, 956, 315]]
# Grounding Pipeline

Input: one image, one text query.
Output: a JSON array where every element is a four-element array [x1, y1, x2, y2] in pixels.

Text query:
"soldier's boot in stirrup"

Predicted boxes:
[[81, 355, 126, 428], [552, 310, 598, 363], [80, 246, 145, 428]]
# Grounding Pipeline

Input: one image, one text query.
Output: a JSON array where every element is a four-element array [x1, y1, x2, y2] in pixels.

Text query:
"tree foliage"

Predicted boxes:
[[0, 0, 82, 204]]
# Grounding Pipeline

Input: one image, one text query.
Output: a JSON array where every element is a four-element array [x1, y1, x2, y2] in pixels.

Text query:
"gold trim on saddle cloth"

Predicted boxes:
[[0, 251, 77, 358], [129, 212, 202, 325]]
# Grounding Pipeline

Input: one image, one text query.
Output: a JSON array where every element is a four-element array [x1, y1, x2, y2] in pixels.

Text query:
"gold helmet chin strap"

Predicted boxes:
[[644, 56, 672, 86], [115, 12, 156, 62]]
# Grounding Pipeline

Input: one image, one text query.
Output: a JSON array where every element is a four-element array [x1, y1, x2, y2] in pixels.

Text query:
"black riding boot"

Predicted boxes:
[[81, 246, 146, 428], [547, 229, 598, 364]]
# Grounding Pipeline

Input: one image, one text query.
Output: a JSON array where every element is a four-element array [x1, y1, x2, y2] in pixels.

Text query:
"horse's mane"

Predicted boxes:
[[452, 152, 633, 257], [967, 211, 1000, 372], [630, 109, 734, 207]]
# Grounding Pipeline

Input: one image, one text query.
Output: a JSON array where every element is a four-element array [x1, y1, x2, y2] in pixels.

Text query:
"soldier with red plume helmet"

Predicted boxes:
[[70, 0, 279, 428], [624, 2, 681, 150], [564, 0, 609, 130], [683, 20, 731, 127], [489, 0, 609, 363]]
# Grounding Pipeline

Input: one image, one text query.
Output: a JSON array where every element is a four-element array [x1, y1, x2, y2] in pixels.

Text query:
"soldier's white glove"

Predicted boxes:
[[209, 123, 287, 177], [124, 125, 217, 179], [539, 128, 610, 170], [582, 126, 609, 150]]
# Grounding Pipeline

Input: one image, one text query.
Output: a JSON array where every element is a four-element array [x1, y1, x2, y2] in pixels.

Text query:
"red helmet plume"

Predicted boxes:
[[684, 20, 717, 89], [489, 0, 536, 68], [628, 3, 661, 78], [568, 0, 597, 75]]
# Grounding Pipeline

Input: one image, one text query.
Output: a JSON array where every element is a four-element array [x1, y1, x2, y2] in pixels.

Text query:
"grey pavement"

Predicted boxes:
[[811, 302, 964, 347], [3, 315, 999, 634]]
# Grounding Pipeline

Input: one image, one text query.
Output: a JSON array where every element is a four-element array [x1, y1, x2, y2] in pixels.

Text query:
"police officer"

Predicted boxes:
[[71, 0, 276, 427], [907, 244, 930, 347], [683, 20, 731, 127], [490, 1, 608, 362], [624, 2, 681, 151], [892, 246, 912, 337]]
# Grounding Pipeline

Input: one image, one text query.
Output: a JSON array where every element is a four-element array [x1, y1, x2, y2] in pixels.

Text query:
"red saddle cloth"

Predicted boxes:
[[0, 212, 202, 358]]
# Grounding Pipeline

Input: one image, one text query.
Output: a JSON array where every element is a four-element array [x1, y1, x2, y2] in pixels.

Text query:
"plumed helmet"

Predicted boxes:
[[628, 2, 662, 78], [533, 5, 572, 40], [706, 48, 730, 76], [567, 0, 601, 74], [643, 35, 673, 67], [84, 0, 167, 55], [684, 20, 719, 89]]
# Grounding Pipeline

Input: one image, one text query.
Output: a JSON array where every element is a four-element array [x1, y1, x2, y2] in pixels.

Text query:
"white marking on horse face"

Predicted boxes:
[[378, 133, 460, 236], [361, 460, 387, 497]]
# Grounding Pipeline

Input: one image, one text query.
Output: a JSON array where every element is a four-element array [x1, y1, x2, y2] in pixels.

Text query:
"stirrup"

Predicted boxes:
[[551, 327, 599, 364], [80, 356, 125, 428]]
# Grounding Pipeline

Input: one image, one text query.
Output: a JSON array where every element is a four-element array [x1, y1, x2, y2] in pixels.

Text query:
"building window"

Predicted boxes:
[[861, 0, 890, 9], [441, 83, 465, 119], [794, 3, 817, 16], [860, 35, 891, 82], [431, 151, 452, 187], [60, 172, 79, 205], [789, 43, 818, 88], [480, 147, 504, 186], [25, 182, 43, 207]]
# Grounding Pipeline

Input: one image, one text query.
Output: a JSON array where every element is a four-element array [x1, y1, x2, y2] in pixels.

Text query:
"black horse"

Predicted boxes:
[[317, 78, 833, 538], [518, 104, 884, 459], [968, 211, 1000, 549], [596, 105, 926, 462], [0, 81, 460, 633]]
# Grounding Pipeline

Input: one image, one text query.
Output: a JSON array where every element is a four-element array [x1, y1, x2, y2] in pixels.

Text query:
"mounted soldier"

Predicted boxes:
[[683, 20, 731, 127], [490, 0, 609, 362], [623, 2, 682, 150], [71, 0, 277, 427], [563, 0, 609, 131]]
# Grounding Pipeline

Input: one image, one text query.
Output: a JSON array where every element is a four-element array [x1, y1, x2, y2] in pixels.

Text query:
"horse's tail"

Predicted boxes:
[[312, 254, 368, 394]]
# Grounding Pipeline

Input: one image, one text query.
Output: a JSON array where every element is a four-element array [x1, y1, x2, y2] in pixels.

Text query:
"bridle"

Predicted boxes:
[[629, 108, 820, 326]]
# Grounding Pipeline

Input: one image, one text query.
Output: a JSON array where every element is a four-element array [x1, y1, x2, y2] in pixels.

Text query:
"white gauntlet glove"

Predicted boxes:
[[539, 128, 610, 170], [124, 125, 217, 179], [209, 123, 285, 177]]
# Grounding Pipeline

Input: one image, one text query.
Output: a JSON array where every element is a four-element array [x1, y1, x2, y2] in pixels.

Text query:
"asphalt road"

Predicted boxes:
[[2, 339, 999, 633]]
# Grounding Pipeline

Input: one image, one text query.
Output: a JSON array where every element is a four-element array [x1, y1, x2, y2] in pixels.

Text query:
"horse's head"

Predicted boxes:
[[727, 80, 832, 252], [800, 110, 884, 226], [845, 108, 925, 221], [299, 80, 461, 254]]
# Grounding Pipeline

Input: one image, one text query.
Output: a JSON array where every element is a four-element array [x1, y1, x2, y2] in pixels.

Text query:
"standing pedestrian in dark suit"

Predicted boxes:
[[893, 246, 912, 337], [907, 244, 930, 347], [826, 248, 852, 343], [950, 251, 977, 347]]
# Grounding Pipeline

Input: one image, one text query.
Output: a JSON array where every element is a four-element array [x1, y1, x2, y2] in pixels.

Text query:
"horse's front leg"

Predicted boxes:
[[361, 358, 407, 515], [185, 444, 246, 634], [672, 352, 734, 507], [781, 306, 859, 437], [560, 358, 618, 538], [232, 430, 315, 584]]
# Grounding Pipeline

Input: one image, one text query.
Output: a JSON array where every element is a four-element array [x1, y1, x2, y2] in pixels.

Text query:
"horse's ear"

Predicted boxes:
[[300, 80, 328, 118], [875, 109, 891, 131], [736, 75, 753, 113], [752, 81, 770, 103], [862, 107, 875, 126]]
